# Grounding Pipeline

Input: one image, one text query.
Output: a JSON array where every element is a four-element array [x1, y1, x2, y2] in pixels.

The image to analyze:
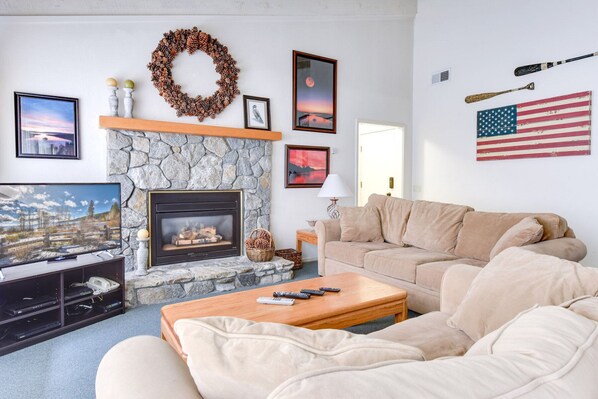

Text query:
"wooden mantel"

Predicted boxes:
[[99, 116, 282, 141]]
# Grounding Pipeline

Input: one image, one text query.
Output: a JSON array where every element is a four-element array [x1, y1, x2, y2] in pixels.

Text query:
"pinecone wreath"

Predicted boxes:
[[147, 27, 240, 122]]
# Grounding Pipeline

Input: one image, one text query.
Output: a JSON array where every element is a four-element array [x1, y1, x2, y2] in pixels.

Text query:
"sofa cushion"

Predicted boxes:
[[402, 200, 472, 253], [325, 241, 397, 268], [533, 213, 569, 240], [415, 259, 485, 292], [174, 316, 424, 399], [339, 206, 383, 242], [268, 306, 598, 399], [454, 211, 530, 261], [368, 311, 474, 360], [364, 247, 456, 283], [448, 247, 598, 341], [489, 217, 543, 259], [564, 296, 598, 322], [365, 193, 388, 210], [366, 195, 413, 246]]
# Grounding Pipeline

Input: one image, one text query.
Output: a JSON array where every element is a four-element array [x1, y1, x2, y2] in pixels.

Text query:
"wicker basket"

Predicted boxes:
[[275, 249, 303, 270], [245, 228, 275, 262]]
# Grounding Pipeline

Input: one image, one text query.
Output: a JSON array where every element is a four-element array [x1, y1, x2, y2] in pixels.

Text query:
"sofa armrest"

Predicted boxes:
[[439, 264, 482, 315], [314, 219, 341, 275], [96, 336, 202, 399], [523, 237, 587, 262]]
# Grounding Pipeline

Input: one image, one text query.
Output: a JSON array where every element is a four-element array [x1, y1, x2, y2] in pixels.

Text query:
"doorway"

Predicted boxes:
[[357, 121, 405, 206]]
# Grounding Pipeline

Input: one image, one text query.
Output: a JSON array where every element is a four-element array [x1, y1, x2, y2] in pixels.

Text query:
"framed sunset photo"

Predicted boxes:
[[15, 92, 80, 159], [285, 145, 330, 188], [293, 51, 337, 133]]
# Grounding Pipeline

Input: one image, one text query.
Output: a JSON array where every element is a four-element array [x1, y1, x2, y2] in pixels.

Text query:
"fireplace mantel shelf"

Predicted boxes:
[[99, 116, 282, 141]]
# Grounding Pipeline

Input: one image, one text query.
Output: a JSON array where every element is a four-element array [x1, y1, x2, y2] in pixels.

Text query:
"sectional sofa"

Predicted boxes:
[[315, 194, 587, 314], [96, 248, 598, 398]]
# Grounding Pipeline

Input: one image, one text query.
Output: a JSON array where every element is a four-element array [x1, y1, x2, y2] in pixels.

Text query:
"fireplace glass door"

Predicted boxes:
[[149, 191, 241, 266]]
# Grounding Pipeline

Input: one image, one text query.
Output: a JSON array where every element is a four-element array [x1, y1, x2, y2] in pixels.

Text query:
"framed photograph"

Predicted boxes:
[[285, 145, 330, 188], [293, 50, 337, 134], [14, 92, 80, 159], [243, 95, 271, 131]]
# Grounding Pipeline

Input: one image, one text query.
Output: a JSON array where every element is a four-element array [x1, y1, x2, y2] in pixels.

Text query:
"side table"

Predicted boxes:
[[296, 229, 318, 252]]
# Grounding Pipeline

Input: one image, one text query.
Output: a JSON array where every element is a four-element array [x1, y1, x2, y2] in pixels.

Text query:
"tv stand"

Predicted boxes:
[[0, 255, 124, 356]]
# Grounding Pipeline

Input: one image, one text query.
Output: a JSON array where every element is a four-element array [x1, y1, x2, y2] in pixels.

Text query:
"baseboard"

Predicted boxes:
[[303, 257, 317, 263]]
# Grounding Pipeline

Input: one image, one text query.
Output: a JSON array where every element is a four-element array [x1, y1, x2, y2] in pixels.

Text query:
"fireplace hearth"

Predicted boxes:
[[149, 190, 242, 266]]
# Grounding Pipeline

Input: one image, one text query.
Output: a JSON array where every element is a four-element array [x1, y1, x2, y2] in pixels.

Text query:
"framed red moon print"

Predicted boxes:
[[285, 145, 330, 188], [292, 51, 337, 134]]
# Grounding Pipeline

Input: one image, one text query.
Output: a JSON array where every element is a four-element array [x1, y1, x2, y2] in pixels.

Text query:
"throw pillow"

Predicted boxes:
[[447, 247, 598, 341], [339, 206, 383, 242], [489, 216, 544, 259], [174, 317, 423, 399]]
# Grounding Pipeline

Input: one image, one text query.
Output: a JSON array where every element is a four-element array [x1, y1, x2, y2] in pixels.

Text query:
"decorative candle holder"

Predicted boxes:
[[106, 77, 119, 116], [123, 88, 134, 118], [123, 79, 135, 118], [108, 88, 119, 116], [136, 238, 149, 276]]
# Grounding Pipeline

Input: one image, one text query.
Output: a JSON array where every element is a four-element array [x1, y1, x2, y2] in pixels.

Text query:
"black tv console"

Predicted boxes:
[[0, 255, 125, 356]]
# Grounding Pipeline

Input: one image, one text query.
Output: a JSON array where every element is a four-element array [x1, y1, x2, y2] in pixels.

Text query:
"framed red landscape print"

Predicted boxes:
[[285, 145, 330, 188], [293, 51, 337, 134]]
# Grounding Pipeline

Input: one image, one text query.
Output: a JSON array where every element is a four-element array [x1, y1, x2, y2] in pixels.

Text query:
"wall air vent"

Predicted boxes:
[[432, 69, 450, 84]]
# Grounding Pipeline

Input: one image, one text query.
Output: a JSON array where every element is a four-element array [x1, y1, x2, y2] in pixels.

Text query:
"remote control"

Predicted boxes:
[[300, 289, 325, 296], [273, 291, 311, 299], [257, 297, 295, 305], [319, 287, 341, 293]]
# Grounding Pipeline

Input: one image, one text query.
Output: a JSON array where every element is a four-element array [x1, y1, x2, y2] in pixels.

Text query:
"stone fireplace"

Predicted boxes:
[[106, 129, 272, 272]]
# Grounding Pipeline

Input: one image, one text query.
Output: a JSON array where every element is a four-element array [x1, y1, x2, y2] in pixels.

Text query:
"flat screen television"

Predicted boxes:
[[0, 183, 121, 268]]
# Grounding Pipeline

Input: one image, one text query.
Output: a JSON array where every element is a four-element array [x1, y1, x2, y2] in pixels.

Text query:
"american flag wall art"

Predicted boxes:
[[476, 91, 591, 161]]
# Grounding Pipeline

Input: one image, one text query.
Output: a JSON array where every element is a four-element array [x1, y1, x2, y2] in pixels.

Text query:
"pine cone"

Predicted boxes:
[[254, 238, 270, 250], [257, 230, 271, 240], [187, 33, 199, 54], [198, 32, 209, 52], [245, 238, 255, 249]]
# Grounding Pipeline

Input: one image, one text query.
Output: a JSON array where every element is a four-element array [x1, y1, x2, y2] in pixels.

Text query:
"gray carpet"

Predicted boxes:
[[0, 261, 398, 399]]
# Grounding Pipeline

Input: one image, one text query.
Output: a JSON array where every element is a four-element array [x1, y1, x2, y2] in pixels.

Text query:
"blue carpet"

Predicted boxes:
[[0, 261, 399, 399]]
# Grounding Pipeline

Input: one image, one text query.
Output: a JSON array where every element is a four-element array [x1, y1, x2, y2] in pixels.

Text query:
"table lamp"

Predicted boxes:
[[317, 174, 352, 219]]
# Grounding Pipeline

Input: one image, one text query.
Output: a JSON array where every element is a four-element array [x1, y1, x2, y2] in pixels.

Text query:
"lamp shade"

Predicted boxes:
[[317, 174, 352, 198]]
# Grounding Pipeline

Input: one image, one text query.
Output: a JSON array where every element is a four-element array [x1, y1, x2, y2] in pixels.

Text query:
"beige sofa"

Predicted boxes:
[[315, 194, 587, 314], [96, 248, 598, 399]]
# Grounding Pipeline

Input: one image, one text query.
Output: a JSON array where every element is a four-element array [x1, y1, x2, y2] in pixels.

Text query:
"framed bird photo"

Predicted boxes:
[[14, 92, 80, 159], [243, 95, 271, 131]]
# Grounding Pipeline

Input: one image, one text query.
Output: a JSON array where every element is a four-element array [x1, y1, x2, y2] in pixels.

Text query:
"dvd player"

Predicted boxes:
[[64, 286, 94, 302], [11, 320, 61, 341], [95, 300, 123, 314], [4, 295, 58, 317]]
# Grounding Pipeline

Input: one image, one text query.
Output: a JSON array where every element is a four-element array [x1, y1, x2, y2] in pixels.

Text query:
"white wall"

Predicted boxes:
[[412, 0, 598, 265], [0, 15, 414, 260]]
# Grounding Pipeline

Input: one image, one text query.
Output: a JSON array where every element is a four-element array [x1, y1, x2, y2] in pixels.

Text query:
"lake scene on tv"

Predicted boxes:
[[0, 184, 121, 267]]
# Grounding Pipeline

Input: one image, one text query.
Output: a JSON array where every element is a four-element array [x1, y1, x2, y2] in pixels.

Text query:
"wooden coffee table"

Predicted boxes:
[[161, 272, 408, 358]]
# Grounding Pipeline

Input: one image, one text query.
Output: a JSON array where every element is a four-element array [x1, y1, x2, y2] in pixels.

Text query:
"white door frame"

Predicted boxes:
[[355, 119, 407, 205]]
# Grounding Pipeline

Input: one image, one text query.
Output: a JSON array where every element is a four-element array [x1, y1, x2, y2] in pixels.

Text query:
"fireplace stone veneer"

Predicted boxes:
[[106, 129, 272, 272]]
